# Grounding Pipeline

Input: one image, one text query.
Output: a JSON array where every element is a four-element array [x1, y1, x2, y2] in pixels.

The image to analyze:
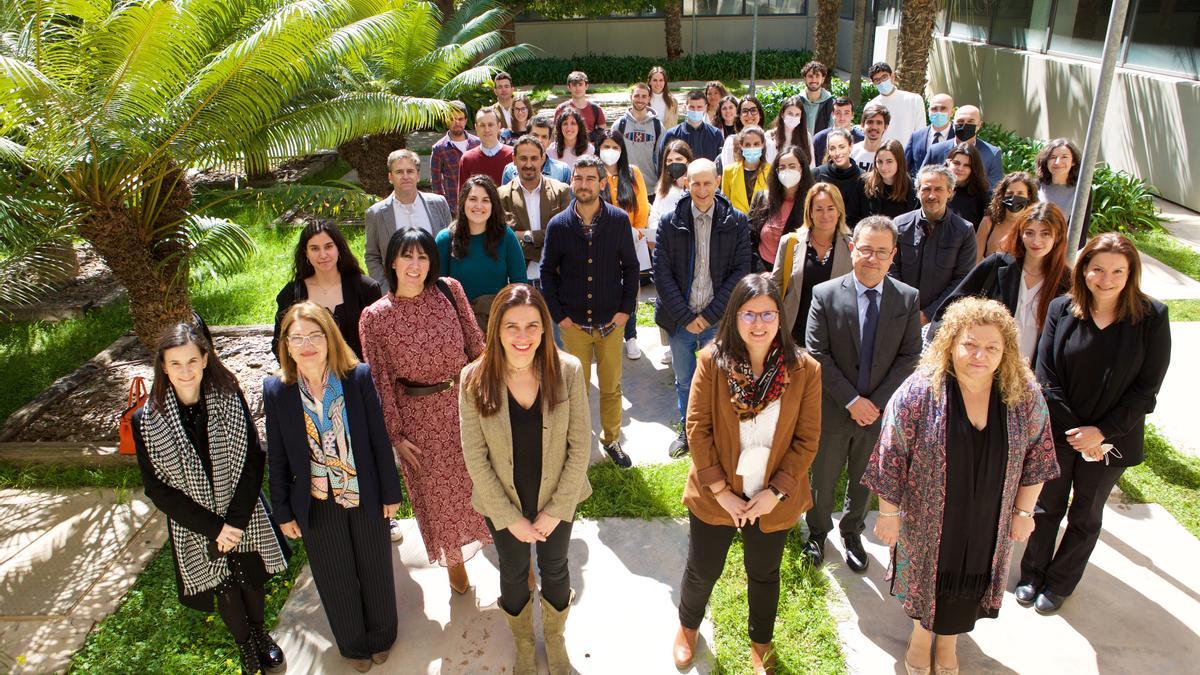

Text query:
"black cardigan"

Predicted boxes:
[[272, 272, 382, 362], [1035, 295, 1171, 467], [813, 162, 866, 228]]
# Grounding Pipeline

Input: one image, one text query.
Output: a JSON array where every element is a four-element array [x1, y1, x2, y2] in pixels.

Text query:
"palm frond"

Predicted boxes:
[[175, 214, 259, 284]]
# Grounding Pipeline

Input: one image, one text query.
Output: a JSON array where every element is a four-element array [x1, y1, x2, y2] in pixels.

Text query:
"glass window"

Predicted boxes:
[[685, 0, 747, 15], [1048, 0, 1114, 58], [1124, 0, 1200, 76], [946, 0, 994, 41], [991, 0, 1052, 50], [876, 0, 902, 27], [746, 0, 805, 14], [841, 0, 855, 19]]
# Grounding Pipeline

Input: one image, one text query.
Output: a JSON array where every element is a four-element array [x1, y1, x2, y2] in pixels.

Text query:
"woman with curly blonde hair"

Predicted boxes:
[[861, 297, 1060, 674]]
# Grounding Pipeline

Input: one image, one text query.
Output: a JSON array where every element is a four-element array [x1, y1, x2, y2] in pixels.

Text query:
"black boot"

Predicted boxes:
[[236, 638, 263, 675], [249, 623, 287, 673]]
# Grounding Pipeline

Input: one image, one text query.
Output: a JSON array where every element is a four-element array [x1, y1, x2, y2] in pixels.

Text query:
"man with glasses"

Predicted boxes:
[[654, 158, 751, 459], [540, 155, 640, 467], [864, 62, 926, 148], [803, 215, 921, 570]]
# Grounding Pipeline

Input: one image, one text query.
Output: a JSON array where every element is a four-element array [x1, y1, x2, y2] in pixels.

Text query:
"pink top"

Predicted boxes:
[[758, 198, 795, 264]]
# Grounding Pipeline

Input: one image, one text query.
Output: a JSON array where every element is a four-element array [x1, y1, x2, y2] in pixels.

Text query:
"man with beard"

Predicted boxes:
[[799, 61, 835, 136]]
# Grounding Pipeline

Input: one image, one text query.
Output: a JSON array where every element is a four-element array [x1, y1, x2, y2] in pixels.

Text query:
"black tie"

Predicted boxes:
[[933, 130, 943, 145], [857, 289, 879, 395]]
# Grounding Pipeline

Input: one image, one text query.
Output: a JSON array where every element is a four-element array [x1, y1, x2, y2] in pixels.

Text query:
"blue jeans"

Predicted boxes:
[[668, 325, 717, 423]]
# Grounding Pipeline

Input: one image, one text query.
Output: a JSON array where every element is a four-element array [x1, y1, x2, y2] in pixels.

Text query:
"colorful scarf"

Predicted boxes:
[[725, 339, 790, 421], [299, 371, 360, 508]]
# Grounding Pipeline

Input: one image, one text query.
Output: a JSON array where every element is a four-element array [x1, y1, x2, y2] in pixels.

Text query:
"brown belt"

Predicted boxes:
[[399, 377, 456, 397]]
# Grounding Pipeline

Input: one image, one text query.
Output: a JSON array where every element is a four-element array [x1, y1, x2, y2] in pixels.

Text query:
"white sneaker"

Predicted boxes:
[[389, 519, 404, 543], [624, 338, 642, 360], [661, 347, 672, 365]]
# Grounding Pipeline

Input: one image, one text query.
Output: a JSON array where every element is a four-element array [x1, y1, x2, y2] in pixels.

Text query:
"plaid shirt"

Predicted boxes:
[[429, 132, 480, 213]]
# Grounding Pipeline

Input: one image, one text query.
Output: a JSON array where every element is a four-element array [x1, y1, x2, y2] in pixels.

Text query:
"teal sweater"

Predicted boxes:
[[435, 227, 528, 300]]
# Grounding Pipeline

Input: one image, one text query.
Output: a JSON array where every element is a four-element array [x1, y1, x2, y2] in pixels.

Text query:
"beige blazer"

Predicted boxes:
[[771, 226, 853, 336], [458, 353, 593, 529], [498, 177, 572, 263]]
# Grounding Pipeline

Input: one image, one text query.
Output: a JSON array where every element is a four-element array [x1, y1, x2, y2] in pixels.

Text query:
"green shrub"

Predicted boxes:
[[756, 78, 879, 122], [977, 123, 1043, 175], [508, 50, 813, 86], [1090, 164, 1162, 234]]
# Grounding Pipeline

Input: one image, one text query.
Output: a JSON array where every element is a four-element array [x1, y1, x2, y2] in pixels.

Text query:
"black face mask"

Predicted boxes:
[[954, 122, 978, 142], [666, 163, 688, 180], [1002, 195, 1030, 213]]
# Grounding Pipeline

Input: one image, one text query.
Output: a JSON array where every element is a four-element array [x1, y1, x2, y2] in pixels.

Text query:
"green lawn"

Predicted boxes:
[[1119, 425, 1200, 539], [1164, 299, 1200, 322], [1131, 230, 1200, 282]]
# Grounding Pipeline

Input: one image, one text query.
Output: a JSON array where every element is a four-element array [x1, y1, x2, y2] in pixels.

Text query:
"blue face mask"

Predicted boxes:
[[929, 111, 950, 128], [686, 110, 706, 125], [741, 147, 763, 164], [876, 78, 895, 96]]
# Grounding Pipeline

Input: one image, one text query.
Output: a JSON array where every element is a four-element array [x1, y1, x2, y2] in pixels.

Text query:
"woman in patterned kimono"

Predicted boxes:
[[862, 297, 1059, 675], [359, 227, 492, 595], [133, 322, 288, 675]]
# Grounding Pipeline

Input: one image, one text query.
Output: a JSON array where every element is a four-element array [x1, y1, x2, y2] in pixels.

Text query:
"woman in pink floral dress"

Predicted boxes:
[[359, 228, 491, 594]]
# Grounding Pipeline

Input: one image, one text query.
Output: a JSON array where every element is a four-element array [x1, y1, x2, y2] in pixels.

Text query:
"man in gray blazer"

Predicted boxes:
[[804, 215, 922, 572], [364, 149, 453, 285]]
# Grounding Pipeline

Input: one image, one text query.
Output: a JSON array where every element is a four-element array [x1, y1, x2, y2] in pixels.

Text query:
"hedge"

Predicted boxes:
[[508, 50, 814, 86]]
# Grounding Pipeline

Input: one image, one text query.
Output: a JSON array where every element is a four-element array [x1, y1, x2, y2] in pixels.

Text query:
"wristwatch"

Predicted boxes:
[[769, 485, 788, 502]]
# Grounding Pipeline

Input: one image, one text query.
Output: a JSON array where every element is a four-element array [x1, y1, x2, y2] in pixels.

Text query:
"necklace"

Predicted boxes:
[[508, 361, 534, 373]]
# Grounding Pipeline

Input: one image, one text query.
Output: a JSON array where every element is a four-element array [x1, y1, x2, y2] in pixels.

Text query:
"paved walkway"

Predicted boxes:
[[1157, 197, 1200, 252]]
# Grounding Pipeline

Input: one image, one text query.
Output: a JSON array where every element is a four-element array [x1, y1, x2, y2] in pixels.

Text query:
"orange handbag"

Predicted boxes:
[[118, 376, 148, 455]]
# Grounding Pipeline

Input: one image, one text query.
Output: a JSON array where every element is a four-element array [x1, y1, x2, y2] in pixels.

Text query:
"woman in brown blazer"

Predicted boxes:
[[459, 283, 592, 675], [672, 273, 822, 675]]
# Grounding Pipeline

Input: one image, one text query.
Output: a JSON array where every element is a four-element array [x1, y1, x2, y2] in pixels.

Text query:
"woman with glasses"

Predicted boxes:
[[720, 125, 773, 215], [500, 95, 533, 145], [720, 96, 776, 168], [672, 273, 821, 675], [264, 302, 402, 672]]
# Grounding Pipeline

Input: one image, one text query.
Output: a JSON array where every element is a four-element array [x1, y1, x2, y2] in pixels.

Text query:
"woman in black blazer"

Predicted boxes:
[[1017, 233, 1171, 615], [264, 301, 402, 672], [272, 222, 382, 361], [934, 202, 1072, 365]]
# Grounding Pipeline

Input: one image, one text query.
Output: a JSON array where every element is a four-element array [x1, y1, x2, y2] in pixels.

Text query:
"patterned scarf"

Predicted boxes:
[[725, 339, 790, 421], [140, 387, 286, 596], [299, 371, 360, 508]]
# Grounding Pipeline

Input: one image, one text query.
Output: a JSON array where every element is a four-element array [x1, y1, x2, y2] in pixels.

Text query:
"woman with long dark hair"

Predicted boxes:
[[672, 273, 821, 674], [547, 108, 594, 168], [749, 145, 814, 271], [272, 222, 381, 361], [976, 172, 1040, 262], [770, 96, 813, 168], [460, 285, 592, 675], [134, 322, 288, 674], [862, 140, 918, 219], [1018, 233, 1170, 615], [1035, 138, 1090, 248], [647, 66, 678, 123], [435, 174, 528, 328], [813, 128, 865, 228], [500, 95, 533, 145], [714, 94, 739, 138], [597, 129, 653, 358], [946, 143, 991, 230]]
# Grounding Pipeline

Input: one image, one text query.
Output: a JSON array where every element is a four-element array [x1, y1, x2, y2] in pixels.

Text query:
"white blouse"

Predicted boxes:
[[736, 399, 781, 498], [1015, 272, 1044, 363], [651, 93, 676, 124]]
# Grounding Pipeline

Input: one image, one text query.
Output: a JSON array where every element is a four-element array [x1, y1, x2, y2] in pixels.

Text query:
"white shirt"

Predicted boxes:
[[497, 102, 513, 127], [648, 185, 685, 244], [850, 142, 878, 172], [928, 124, 951, 152], [720, 134, 778, 168], [650, 93, 673, 123], [737, 399, 781, 499], [1015, 272, 1044, 363], [547, 141, 594, 168], [518, 178, 544, 280], [867, 89, 926, 148], [450, 138, 469, 153], [392, 194, 431, 234]]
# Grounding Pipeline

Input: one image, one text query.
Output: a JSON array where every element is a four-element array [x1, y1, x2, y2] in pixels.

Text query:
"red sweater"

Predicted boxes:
[[458, 144, 514, 187]]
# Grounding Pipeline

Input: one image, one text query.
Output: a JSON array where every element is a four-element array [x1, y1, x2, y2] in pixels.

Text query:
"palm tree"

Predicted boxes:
[[1, 0, 446, 347], [663, 1, 683, 60], [896, 0, 943, 95], [335, 0, 537, 196], [813, 0, 841, 89]]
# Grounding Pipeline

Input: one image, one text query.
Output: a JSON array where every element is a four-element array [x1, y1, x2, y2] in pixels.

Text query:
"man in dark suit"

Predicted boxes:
[[904, 93, 955, 176], [921, 104, 1005, 187], [804, 216, 922, 570], [498, 136, 571, 283], [364, 149, 452, 285], [890, 164, 978, 324]]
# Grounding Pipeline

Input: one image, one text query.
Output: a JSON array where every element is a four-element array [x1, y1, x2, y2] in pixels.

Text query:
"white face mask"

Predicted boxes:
[[783, 114, 803, 131], [599, 148, 622, 166], [777, 169, 803, 189]]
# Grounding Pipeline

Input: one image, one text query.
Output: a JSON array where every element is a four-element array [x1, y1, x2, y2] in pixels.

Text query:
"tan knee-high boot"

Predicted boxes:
[[502, 599, 537, 675], [540, 590, 575, 675]]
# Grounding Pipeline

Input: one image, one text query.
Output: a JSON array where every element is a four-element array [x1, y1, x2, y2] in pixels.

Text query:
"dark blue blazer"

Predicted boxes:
[[923, 138, 1005, 188], [904, 125, 955, 176], [263, 363, 402, 531]]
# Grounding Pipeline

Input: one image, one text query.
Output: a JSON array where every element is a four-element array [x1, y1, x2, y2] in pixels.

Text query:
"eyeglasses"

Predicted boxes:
[[854, 247, 894, 260], [739, 108, 759, 115], [737, 310, 778, 324], [286, 332, 327, 348]]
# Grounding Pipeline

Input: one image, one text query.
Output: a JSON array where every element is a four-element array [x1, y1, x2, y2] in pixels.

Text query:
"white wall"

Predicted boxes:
[[514, 16, 812, 60]]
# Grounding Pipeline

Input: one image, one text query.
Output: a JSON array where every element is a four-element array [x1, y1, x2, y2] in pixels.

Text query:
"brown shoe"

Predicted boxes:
[[750, 641, 776, 675], [371, 649, 390, 664], [672, 625, 698, 670], [448, 563, 470, 595], [348, 657, 372, 672]]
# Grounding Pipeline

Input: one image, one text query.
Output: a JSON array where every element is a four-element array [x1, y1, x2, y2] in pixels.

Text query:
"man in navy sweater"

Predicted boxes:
[[657, 90, 724, 175], [540, 155, 640, 467]]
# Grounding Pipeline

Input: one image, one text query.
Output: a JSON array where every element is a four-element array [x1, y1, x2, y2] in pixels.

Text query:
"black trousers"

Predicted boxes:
[[486, 517, 574, 614], [1019, 445, 1125, 596], [305, 498, 397, 659], [678, 511, 789, 644], [806, 422, 877, 539]]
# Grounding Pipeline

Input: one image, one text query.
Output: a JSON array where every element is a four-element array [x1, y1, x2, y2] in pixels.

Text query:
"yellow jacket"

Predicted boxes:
[[605, 165, 651, 231], [721, 162, 772, 214]]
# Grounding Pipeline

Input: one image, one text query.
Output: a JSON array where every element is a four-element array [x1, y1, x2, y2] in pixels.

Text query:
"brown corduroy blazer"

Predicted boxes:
[[683, 345, 822, 532], [459, 353, 593, 530]]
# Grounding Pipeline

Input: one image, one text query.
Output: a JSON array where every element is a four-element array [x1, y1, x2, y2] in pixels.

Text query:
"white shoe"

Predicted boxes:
[[389, 519, 404, 543], [661, 347, 672, 365], [624, 338, 642, 360]]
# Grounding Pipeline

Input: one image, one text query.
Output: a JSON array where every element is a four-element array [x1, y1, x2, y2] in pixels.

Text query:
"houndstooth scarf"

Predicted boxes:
[[140, 387, 286, 596]]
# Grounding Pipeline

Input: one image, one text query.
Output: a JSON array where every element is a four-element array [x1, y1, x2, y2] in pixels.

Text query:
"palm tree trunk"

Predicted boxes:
[[664, 1, 683, 61], [896, 0, 942, 95], [338, 131, 408, 197], [813, 0, 841, 89], [434, 0, 456, 20]]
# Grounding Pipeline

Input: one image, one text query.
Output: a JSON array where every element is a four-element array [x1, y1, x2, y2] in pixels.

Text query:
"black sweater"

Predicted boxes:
[[272, 272, 382, 362], [813, 162, 866, 228]]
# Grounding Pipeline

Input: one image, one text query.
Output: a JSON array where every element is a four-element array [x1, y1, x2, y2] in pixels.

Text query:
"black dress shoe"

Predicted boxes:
[[802, 536, 825, 567], [604, 441, 632, 468], [843, 534, 869, 573], [1035, 589, 1068, 615], [1014, 581, 1040, 607], [668, 428, 689, 459]]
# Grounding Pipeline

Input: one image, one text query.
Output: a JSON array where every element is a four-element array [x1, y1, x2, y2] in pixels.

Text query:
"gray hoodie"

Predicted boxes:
[[615, 107, 663, 186]]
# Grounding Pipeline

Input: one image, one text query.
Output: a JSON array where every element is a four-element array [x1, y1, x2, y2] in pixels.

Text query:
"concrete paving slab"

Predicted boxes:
[[273, 517, 715, 674], [1156, 197, 1200, 252], [822, 498, 1200, 674], [1139, 252, 1200, 300], [1149, 321, 1200, 457]]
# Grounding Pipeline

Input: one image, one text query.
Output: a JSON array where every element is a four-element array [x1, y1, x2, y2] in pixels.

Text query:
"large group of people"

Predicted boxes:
[[129, 60, 1173, 675]]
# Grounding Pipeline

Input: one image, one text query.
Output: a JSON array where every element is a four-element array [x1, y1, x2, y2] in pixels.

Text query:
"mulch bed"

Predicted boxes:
[[0, 243, 125, 322]]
